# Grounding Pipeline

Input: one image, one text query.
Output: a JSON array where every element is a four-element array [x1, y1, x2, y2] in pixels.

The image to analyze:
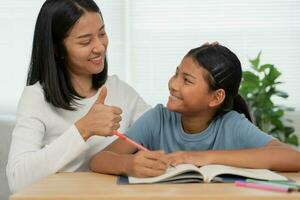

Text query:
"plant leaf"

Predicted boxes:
[[270, 109, 284, 118], [283, 126, 295, 135], [285, 107, 295, 112], [249, 52, 261, 70], [258, 64, 273, 72], [240, 71, 260, 96], [274, 90, 289, 98], [242, 71, 260, 83], [267, 66, 281, 83], [242, 52, 298, 146], [286, 134, 299, 146]]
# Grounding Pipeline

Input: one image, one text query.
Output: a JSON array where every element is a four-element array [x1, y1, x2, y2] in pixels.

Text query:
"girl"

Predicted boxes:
[[6, 0, 149, 193], [90, 44, 300, 178]]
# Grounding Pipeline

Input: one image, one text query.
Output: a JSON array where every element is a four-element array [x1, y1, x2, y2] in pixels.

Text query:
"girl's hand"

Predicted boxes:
[[75, 86, 122, 140], [166, 151, 212, 167], [125, 150, 169, 177]]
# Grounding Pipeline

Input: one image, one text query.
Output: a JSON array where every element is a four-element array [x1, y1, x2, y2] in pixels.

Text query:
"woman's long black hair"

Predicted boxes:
[[186, 44, 252, 122], [27, 0, 107, 110]]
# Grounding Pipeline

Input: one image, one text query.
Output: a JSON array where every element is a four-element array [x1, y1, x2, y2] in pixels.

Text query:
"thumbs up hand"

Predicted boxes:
[[75, 86, 123, 141], [96, 84, 108, 104]]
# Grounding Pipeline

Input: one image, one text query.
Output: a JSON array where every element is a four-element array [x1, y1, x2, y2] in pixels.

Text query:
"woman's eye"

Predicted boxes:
[[184, 78, 193, 84], [80, 41, 90, 46], [99, 32, 106, 37]]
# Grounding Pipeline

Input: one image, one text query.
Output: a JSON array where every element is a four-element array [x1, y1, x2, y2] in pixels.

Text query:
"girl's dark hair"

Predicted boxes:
[[27, 0, 107, 110], [186, 44, 252, 122]]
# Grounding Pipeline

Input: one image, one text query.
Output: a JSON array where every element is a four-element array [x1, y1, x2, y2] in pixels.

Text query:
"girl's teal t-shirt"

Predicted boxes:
[[125, 104, 274, 153]]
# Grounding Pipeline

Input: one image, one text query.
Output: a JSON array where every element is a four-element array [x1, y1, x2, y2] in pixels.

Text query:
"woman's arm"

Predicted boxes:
[[7, 124, 90, 193], [166, 140, 300, 171], [6, 86, 91, 193], [89, 139, 169, 177]]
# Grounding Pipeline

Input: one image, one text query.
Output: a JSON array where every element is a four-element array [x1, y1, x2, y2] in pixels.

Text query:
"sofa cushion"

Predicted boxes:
[[0, 116, 15, 200]]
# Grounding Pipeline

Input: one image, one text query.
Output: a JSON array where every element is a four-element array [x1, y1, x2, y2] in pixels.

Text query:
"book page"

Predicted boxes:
[[198, 164, 288, 182], [128, 164, 201, 184]]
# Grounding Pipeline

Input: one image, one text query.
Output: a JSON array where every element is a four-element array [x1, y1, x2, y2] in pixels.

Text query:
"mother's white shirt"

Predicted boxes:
[[6, 75, 150, 193]]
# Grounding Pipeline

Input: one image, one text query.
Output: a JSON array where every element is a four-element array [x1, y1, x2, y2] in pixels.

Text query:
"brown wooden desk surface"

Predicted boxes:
[[9, 172, 300, 200]]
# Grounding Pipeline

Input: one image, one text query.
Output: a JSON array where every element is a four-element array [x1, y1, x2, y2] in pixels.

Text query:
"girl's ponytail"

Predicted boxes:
[[233, 94, 252, 122]]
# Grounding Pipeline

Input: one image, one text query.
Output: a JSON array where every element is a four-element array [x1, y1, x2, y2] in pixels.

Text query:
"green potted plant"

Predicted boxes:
[[239, 52, 298, 146]]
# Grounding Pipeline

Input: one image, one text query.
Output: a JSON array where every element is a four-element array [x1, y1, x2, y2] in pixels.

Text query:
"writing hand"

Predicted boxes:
[[166, 151, 211, 167], [126, 150, 169, 177], [75, 86, 122, 140]]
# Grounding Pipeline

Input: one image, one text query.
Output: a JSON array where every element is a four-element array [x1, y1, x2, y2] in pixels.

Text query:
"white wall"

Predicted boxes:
[[0, 1, 44, 116], [0, 0, 299, 135]]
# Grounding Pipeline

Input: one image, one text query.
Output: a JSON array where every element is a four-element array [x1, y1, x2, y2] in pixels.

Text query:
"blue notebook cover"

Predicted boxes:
[[117, 174, 248, 184], [117, 175, 129, 184]]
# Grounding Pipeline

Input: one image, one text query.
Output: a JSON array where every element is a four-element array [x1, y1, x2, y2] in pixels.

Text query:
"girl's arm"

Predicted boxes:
[[89, 139, 169, 177], [167, 140, 300, 171]]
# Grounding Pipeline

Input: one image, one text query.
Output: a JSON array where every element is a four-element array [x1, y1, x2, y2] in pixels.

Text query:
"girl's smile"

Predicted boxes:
[[168, 93, 182, 101]]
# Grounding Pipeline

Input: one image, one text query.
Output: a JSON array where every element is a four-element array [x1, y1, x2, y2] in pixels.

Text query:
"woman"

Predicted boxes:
[[6, 0, 149, 193]]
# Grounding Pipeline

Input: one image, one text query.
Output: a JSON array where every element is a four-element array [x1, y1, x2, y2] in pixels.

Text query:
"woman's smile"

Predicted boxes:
[[89, 56, 103, 65]]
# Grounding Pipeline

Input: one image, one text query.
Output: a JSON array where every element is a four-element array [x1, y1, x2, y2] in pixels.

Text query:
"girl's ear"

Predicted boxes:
[[209, 89, 225, 107]]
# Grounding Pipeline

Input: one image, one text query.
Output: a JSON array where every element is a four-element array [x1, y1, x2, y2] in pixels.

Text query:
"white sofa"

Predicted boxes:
[[0, 116, 14, 200]]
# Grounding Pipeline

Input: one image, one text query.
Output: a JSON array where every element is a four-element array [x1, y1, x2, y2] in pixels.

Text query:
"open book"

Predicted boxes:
[[118, 164, 288, 184]]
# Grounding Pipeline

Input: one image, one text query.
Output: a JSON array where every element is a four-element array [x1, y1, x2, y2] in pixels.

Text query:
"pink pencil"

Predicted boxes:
[[235, 181, 291, 193], [112, 130, 149, 151]]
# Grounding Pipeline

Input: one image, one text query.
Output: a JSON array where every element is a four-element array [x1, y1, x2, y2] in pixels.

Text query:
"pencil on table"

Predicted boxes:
[[235, 180, 291, 193]]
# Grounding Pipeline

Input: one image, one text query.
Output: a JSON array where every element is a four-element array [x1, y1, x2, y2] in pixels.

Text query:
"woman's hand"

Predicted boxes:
[[202, 41, 219, 46], [166, 151, 213, 167], [125, 150, 169, 177], [75, 86, 122, 140]]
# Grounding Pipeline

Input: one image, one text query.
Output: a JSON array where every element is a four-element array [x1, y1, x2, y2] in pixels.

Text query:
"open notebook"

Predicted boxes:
[[118, 164, 288, 184]]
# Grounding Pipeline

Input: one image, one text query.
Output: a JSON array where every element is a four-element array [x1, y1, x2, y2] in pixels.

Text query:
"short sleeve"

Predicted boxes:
[[233, 114, 274, 148], [125, 104, 162, 149]]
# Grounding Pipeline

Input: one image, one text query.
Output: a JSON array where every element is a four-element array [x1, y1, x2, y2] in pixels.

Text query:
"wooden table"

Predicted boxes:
[[9, 172, 300, 200]]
